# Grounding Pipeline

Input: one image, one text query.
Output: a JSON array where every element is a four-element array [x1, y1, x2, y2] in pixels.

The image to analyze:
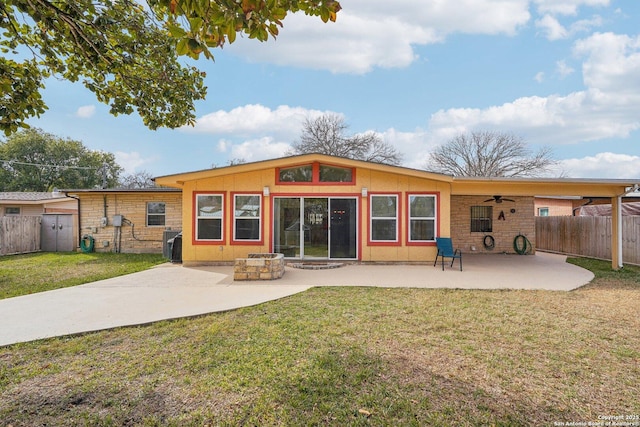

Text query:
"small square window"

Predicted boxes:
[[146, 202, 165, 226], [471, 206, 492, 232], [5, 207, 20, 215]]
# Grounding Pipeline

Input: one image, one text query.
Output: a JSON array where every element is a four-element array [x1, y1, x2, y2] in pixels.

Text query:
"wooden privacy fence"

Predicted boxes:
[[0, 216, 41, 256], [536, 216, 640, 265]]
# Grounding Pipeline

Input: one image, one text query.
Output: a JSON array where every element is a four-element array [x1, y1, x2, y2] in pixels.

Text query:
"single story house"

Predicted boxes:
[[62, 188, 182, 254], [0, 191, 77, 217], [154, 154, 640, 269], [0, 192, 79, 253], [535, 195, 640, 216]]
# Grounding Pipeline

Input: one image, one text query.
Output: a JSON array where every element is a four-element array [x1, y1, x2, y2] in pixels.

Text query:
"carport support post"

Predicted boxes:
[[611, 196, 622, 270]]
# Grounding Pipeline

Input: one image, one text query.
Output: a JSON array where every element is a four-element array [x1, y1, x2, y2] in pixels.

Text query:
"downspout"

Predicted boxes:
[[64, 192, 81, 250]]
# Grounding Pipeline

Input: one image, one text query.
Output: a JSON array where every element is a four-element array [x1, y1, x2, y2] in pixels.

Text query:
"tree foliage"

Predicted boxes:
[[0, 128, 122, 191], [426, 131, 558, 177], [289, 114, 402, 165], [0, 0, 341, 135]]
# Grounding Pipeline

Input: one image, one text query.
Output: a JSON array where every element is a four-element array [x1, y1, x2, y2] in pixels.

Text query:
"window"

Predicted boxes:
[[146, 202, 165, 226], [370, 195, 398, 242], [277, 162, 355, 184], [5, 207, 20, 215], [234, 194, 261, 241], [471, 206, 493, 232], [196, 194, 224, 241], [408, 194, 437, 242], [319, 165, 353, 182], [538, 207, 550, 216], [279, 165, 313, 182]]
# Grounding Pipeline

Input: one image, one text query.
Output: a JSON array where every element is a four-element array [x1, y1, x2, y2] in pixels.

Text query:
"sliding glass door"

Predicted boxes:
[[274, 197, 357, 259]]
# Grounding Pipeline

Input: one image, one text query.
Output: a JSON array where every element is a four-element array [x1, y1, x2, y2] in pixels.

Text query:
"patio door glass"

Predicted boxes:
[[329, 198, 357, 258], [273, 197, 357, 259], [304, 198, 329, 258]]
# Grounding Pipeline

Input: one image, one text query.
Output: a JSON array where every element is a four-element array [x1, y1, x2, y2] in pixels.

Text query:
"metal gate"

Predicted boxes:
[[41, 214, 74, 252]]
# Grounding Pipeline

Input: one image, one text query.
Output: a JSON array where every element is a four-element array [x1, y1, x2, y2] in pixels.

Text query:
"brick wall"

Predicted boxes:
[[78, 192, 182, 253], [450, 196, 535, 254]]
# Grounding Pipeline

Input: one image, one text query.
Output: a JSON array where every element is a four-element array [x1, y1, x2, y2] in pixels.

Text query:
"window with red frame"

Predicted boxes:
[[277, 163, 354, 184], [196, 194, 224, 241], [408, 194, 437, 242], [370, 194, 398, 242], [233, 194, 261, 241]]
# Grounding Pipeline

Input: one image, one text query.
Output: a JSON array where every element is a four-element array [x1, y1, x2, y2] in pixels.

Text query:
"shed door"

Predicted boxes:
[[41, 214, 74, 252]]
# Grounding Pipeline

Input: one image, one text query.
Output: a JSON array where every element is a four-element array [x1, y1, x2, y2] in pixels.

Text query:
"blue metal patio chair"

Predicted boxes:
[[434, 237, 462, 271]]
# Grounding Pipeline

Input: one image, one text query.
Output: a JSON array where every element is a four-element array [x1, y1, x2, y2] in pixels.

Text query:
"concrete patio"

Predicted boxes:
[[0, 252, 593, 347]]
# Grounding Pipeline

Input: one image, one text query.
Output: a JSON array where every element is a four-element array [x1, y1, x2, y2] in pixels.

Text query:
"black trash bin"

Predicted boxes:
[[168, 232, 182, 263]]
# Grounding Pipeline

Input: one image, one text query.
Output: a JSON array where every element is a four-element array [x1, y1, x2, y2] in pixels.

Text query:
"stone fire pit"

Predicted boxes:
[[234, 253, 285, 281]]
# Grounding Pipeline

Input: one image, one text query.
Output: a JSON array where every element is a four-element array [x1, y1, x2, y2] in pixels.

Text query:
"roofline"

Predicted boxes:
[[153, 153, 453, 186], [62, 188, 181, 194], [0, 197, 72, 204], [453, 176, 640, 186]]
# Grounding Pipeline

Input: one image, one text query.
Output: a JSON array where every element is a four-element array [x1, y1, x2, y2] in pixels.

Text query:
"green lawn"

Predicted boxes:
[[0, 252, 165, 299], [0, 254, 638, 426]]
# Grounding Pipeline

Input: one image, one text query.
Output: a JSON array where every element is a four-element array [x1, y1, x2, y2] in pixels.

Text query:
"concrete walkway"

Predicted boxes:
[[0, 252, 593, 347]]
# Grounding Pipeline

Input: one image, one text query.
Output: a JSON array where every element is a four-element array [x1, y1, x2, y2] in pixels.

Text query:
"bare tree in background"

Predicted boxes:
[[426, 131, 558, 177], [118, 170, 156, 189], [289, 114, 402, 165]]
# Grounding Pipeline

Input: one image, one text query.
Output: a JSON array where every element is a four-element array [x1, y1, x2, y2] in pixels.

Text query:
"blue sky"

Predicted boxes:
[[25, 0, 640, 179]]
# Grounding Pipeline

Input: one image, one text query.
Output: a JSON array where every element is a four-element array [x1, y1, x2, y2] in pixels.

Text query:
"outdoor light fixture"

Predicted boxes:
[[361, 187, 368, 197], [263, 186, 270, 196]]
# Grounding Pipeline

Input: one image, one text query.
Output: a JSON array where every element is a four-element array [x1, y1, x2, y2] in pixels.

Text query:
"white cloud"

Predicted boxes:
[[536, 14, 603, 40], [425, 31, 640, 149], [536, 15, 568, 40], [115, 151, 156, 174], [226, 0, 530, 74], [559, 152, 640, 178], [534, 0, 610, 16], [534, 71, 545, 83], [574, 32, 640, 94], [186, 104, 331, 139], [556, 60, 575, 77], [229, 137, 292, 162], [75, 105, 96, 119]]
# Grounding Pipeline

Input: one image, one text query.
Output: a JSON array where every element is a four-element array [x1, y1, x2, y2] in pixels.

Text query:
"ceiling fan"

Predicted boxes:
[[484, 195, 515, 203]]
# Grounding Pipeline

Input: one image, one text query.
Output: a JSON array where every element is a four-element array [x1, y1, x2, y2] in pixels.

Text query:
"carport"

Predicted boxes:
[[451, 177, 640, 270]]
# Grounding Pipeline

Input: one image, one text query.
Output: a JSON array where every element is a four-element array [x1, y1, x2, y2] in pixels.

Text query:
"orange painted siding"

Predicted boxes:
[[179, 165, 452, 265]]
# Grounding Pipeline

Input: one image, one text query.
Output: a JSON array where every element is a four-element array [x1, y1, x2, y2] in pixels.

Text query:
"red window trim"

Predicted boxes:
[[405, 192, 439, 247], [192, 191, 227, 245], [230, 191, 264, 246], [276, 161, 356, 185], [368, 192, 402, 247]]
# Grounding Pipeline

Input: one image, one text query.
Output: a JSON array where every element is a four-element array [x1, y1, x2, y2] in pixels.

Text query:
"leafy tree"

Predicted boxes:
[[425, 131, 558, 177], [0, 0, 342, 135], [0, 128, 122, 191], [289, 114, 402, 165]]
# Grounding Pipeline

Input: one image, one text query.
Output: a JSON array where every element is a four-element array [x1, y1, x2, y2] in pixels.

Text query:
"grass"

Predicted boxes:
[[0, 254, 638, 425], [0, 252, 166, 299]]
